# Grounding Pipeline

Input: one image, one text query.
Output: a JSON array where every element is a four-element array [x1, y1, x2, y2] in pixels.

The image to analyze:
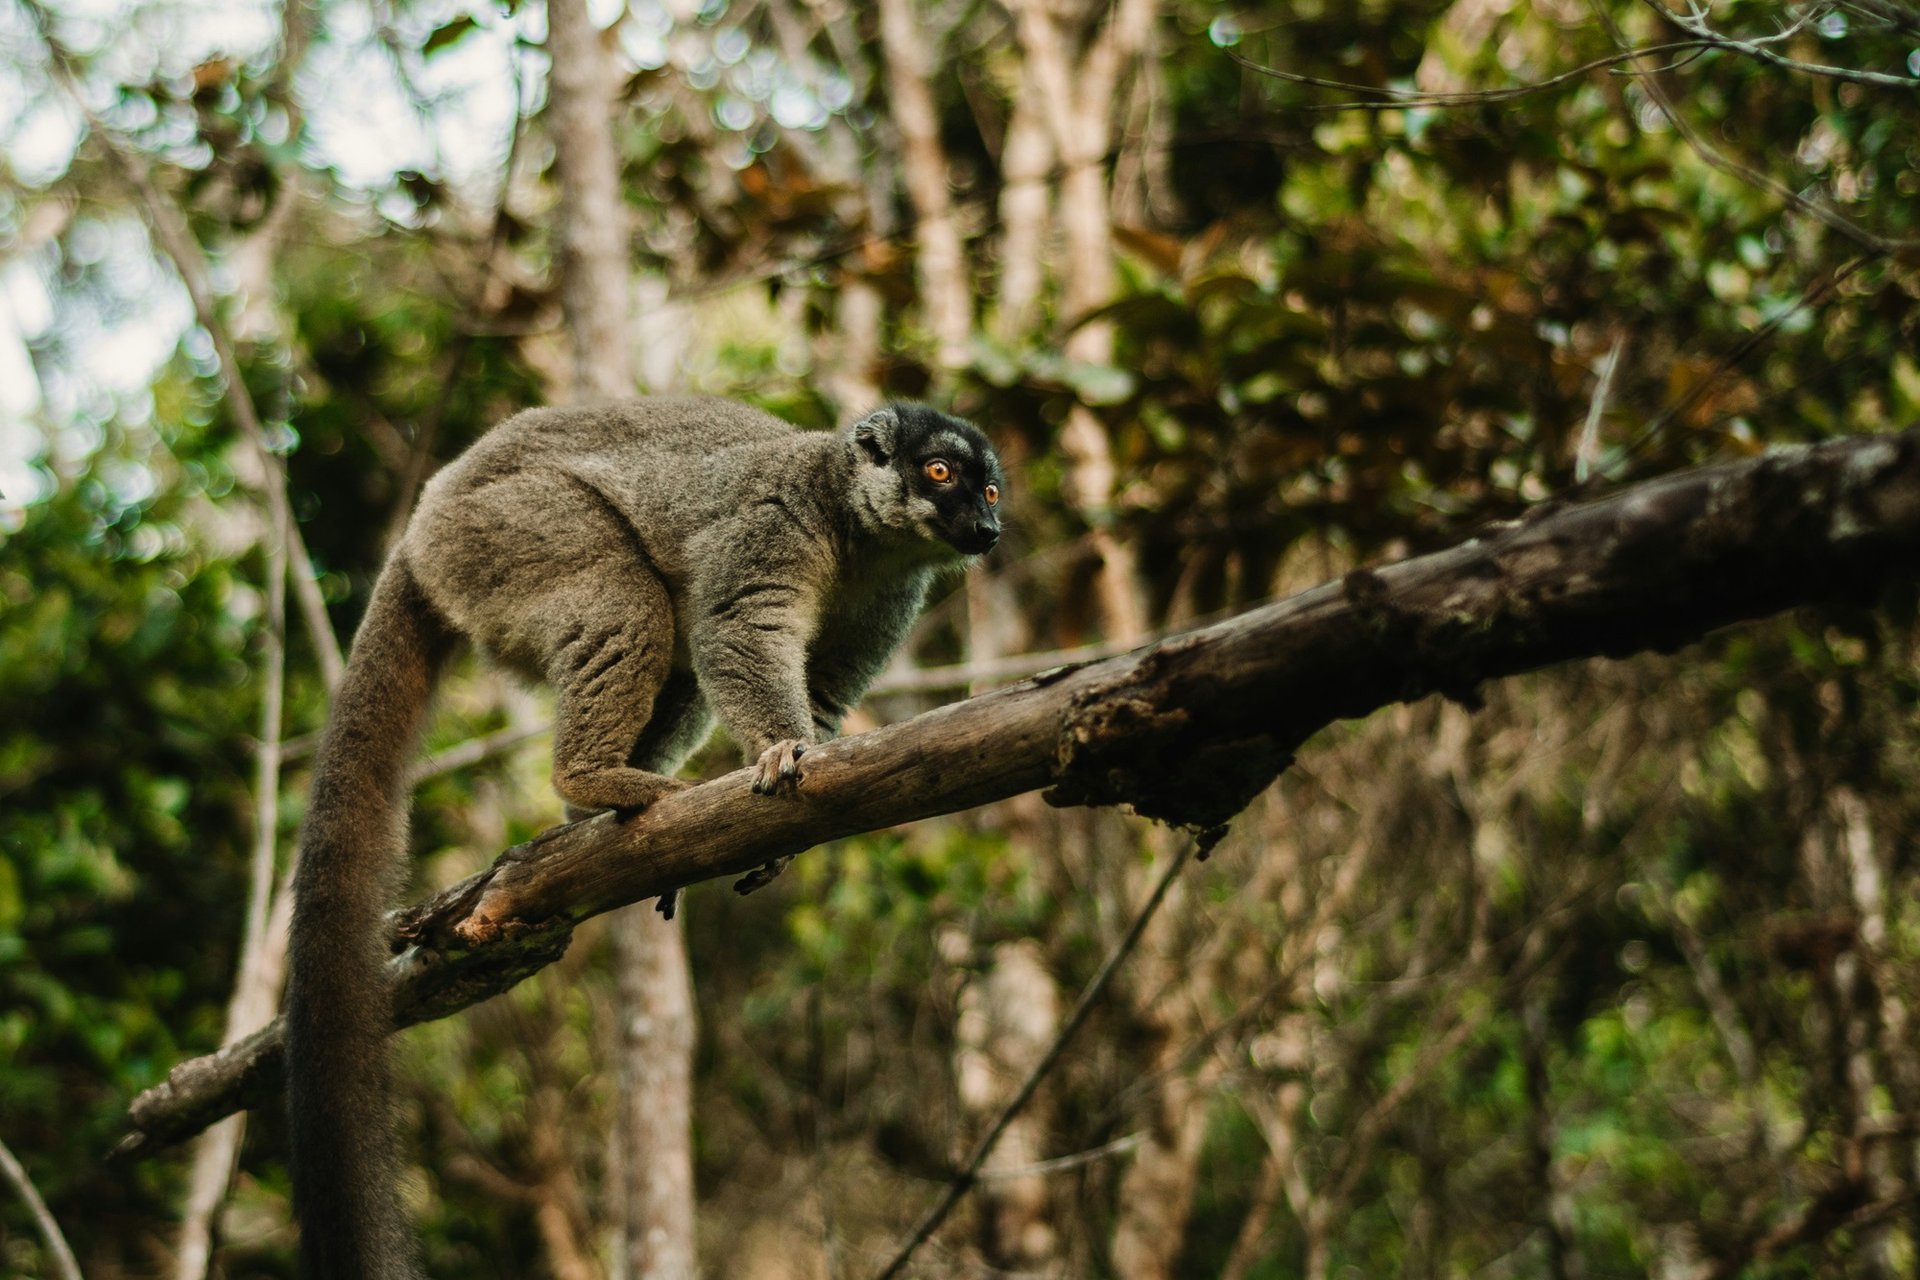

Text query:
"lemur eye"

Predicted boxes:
[[984, 484, 1000, 506], [924, 459, 952, 483]]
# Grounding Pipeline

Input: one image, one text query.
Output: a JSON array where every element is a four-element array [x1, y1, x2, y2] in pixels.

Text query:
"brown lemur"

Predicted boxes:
[[284, 396, 1004, 1278]]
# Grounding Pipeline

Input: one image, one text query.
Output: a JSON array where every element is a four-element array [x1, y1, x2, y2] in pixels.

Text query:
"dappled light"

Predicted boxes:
[[3, 0, 1919, 1276]]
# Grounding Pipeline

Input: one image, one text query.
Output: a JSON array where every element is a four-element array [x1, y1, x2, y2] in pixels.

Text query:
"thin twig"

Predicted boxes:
[[871, 837, 1201, 1280], [892, 587, 1284, 697], [0, 1136, 83, 1280], [1840, 0, 1920, 37], [1619, 255, 1871, 465], [408, 721, 551, 785], [1576, 333, 1626, 483], [1594, 2, 1916, 257], [242, 511, 291, 967], [1641, 0, 1920, 89], [873, 638, 1138, 695], [173, 501, 293, 1280], [1232, 39, 1717, 111], [976, 1131, 1146, 1181]]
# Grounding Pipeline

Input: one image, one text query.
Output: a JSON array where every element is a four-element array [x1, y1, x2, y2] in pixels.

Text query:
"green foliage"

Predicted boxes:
[[0, 384, 261, 1259], [4, 0, 1919, 1273]]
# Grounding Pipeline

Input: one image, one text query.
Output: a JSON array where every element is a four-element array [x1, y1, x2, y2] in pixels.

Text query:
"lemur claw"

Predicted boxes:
[[751, 739, 808, 796]]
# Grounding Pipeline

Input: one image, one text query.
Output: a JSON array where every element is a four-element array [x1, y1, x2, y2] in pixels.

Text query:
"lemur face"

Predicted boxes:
[[853, 402, 1005, 555]]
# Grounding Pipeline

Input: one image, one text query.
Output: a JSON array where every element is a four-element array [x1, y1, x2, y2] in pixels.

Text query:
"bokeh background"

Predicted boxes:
[[4, 0, 1920, 1276]]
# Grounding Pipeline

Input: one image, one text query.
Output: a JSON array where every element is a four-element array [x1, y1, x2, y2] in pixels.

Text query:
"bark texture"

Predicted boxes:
[[118, 429, 1920, 1152], [610, 916, 698, 1280]]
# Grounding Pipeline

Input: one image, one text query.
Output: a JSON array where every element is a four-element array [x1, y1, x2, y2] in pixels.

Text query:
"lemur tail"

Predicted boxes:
[[284, 560, 451, 1279]]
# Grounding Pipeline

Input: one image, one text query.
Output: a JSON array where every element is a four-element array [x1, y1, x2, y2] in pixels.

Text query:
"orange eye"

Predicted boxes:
[[984, 483, 999, 506], [925, 459, 952, 483]]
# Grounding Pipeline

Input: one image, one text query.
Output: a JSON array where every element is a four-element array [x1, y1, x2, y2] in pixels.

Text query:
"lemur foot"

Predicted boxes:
[[733, 856, 793, 896], [557, 770, 690, 818], [751, 740, 808, 796]]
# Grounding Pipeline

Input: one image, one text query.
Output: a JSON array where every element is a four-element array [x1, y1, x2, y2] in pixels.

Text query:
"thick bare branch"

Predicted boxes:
[[117, 429, 1920, 1155]]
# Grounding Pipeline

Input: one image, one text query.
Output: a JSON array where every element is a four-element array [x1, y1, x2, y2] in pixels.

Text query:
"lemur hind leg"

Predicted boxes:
[[627, 668, 715, 776], [629, 669, 714, 918], [540, 566, 689, 816], [407, 469, 687, 818]]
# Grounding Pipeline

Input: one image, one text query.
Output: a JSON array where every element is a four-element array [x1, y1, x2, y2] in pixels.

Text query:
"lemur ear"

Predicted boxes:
[[851, 406, 900, 465]]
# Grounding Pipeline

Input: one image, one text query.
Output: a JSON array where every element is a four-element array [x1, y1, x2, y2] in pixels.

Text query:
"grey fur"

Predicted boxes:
[[284, 396, 1003, 1278]]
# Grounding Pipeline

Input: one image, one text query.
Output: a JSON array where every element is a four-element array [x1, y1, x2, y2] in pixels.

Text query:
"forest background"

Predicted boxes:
[[4, 0, 1920, 1276]]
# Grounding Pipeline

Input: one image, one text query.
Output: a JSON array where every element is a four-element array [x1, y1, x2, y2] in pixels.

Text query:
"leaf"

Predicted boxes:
[[1893, 353, 1920, 419], [1063, 362, 1137, 406], [1113, 223, 1185, 277], [1067, 292, 1196, 341]]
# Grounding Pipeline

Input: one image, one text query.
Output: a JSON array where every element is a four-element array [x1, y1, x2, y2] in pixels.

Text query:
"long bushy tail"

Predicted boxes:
[[285, 561, 451, 1279]]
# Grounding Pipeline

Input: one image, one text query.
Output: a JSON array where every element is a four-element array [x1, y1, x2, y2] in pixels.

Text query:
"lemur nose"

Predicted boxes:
[[974, 522, 1000, 549]]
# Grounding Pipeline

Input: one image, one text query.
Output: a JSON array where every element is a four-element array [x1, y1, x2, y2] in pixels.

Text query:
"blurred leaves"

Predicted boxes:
[[3, 0, 1920, 1274]]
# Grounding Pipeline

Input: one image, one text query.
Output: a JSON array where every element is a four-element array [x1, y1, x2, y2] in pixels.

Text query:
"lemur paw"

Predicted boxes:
[[734, 856, 793, 895], [751, 740, 808, 796]]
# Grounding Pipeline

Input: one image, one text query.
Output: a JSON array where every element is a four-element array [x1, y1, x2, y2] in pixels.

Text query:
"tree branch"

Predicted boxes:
[[873, 836, 1198, 1280], [116, 429, 1920, 1156], [0, 1135, 83, 1280], [1640, 0, 1920, 90], [1595, 2, 1918, 257], [1232, 39, 1720, 110]]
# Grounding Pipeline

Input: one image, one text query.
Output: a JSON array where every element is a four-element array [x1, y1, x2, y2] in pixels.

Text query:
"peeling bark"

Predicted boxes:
[[117, 430, 1920, 1152]]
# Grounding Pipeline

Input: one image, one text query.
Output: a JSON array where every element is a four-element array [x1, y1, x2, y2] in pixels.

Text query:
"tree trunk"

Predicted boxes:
[[876, 0, 973, 371], [993, 62, 1054, 344], [954, 939, 1063, 1271], [547, 0, 634, 404], [1006, 0, 1157, 644], [611, 918, 699, 1280], [545, 2, 698, 1275]]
